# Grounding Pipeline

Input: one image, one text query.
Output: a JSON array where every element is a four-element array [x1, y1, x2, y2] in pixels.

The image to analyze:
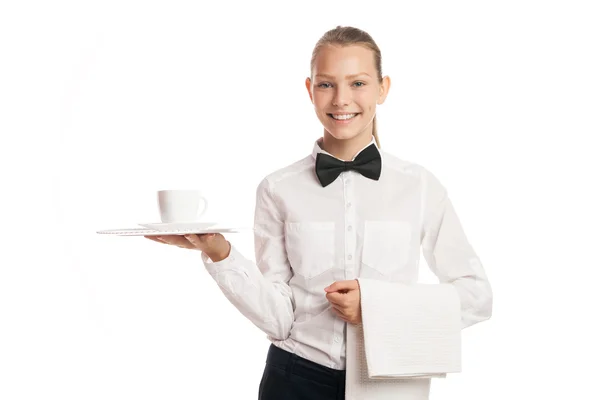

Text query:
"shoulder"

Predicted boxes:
[[380, 150, 447, 192], [380, 150, 426, 179], [255, 155, 314, 194]]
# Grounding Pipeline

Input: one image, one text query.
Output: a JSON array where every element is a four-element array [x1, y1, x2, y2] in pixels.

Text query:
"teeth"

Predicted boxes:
[[331, 113, 357, 120]]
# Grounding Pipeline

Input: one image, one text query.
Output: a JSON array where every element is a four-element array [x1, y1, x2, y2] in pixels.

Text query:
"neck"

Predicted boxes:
[[321, 130, 374, 161]]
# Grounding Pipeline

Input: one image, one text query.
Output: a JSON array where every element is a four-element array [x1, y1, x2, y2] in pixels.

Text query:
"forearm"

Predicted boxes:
[[446, 272, 493, 329], [421, 168, 493, 329], [202, 245, 295, 340]]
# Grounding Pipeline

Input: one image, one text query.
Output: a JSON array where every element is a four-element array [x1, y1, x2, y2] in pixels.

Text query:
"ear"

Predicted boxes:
[[377, 75, 391, 105], [305, 77, 314, 103]]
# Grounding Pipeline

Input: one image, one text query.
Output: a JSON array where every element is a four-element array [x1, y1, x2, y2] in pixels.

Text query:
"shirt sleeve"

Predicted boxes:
[[420, 167, 493, 329], [201, 177, 295, 340]]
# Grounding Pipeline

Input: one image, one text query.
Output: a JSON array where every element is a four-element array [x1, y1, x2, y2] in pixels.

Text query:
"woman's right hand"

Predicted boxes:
[[144, 233, 232, 262]]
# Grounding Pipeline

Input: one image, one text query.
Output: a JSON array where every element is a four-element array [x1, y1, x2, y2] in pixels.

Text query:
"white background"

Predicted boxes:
[[1, 0, 599, 399]]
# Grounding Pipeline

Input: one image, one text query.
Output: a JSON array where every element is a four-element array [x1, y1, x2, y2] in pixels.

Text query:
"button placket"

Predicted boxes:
[[343, 174, 356, 277], [330, 318, 345, 366]]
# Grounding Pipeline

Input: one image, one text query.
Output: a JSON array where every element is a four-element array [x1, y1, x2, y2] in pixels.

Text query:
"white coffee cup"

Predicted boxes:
[[157, 190, 208, 223]]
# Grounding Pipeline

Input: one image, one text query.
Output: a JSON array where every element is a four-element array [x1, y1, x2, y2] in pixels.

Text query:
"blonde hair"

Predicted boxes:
[[310, 25, 383, 148]]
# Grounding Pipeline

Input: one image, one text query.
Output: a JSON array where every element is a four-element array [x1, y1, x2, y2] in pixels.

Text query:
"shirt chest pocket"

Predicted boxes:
[[362, 220, 413, 277], [284, 221, 336, 279]]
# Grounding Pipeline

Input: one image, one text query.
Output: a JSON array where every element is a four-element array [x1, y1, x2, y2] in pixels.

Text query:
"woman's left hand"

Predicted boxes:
[[324, 279, 362, 324]]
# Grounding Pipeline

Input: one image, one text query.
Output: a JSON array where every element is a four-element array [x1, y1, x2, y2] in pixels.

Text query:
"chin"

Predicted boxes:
[[327, 131, 360, 141], [325, 124, 371, 142], [321, 113, 372, 141]]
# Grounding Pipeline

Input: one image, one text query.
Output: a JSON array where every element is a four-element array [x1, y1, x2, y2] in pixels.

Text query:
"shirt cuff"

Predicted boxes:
[[201, 244, 242, 275]]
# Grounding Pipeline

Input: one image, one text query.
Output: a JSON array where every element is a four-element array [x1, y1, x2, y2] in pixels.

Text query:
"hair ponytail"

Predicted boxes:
[[372, 115, 380, 148]]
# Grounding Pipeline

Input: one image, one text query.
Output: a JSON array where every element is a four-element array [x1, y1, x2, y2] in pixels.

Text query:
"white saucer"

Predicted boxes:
[[138, 222, 218, 231], [96, 226, 248, 236]]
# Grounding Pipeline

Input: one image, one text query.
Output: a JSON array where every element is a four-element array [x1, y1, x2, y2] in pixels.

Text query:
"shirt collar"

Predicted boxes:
[[311, 135, 379, 161]]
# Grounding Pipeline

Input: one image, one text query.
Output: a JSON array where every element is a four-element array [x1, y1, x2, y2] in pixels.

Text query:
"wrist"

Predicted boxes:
[[206, 240, 231, 262]]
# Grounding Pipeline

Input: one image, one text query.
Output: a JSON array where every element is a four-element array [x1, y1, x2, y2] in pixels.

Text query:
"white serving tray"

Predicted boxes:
[[96, 226, 248, 236]]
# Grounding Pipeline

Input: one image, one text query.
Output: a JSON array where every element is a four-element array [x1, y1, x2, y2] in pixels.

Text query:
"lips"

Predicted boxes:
[[327, 113, 360, 120]]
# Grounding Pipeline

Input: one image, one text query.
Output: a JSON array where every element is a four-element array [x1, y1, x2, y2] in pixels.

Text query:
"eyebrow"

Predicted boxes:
[[315, 73, 371, 80]]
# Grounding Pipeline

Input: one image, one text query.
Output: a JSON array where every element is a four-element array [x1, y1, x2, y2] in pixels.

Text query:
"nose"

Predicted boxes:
[[332, 85, 351, 107]]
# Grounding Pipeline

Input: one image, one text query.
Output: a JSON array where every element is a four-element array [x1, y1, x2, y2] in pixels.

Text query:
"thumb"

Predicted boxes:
[[325, 280, 356, 293]]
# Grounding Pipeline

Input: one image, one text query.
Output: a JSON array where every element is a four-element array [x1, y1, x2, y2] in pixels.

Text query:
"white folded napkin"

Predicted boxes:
[[345, 323, 433, 400], [344, 279, 461, 399]]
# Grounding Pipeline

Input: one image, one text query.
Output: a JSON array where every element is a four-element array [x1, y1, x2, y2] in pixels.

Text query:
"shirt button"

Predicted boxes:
[[347, 225, 352, 231], [347, 255, 352, 261], [334, 336, 341, 343], [346, 202, 352, 208]]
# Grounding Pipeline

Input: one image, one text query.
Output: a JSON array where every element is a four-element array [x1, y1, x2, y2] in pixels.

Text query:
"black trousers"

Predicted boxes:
[[258, 344, 346, 400]]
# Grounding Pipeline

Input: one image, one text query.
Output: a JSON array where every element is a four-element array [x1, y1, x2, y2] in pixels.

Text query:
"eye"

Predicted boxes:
[[353, 81, 365, 87], [317, 82, 332, 88]]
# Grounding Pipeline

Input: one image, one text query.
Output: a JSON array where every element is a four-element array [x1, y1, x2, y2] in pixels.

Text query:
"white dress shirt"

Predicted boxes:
[[201, 136, 493, 370]]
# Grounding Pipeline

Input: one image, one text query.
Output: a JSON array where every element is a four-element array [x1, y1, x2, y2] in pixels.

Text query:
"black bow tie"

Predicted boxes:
[[315, 143, 382, 187]]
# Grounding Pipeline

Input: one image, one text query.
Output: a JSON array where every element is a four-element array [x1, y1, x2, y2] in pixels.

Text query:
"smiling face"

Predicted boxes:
[[306, 44, 390, 143]]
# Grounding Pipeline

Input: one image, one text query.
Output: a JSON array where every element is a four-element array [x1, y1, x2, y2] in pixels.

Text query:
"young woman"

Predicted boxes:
[[146, 25, 493, 400]]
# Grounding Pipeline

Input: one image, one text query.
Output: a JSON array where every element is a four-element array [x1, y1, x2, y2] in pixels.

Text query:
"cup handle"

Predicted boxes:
[[197, 196, 208, 220]]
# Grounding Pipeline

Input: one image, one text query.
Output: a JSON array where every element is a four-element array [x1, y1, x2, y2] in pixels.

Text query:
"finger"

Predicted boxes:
[[184, 234, 213, 248], [331, 306, 349, 322], [325, 291, 344, 306], [325, 291, 334, 302], [333, 305, 356, 324], [187, 233, 215, 243], [183, 234, 199, 246], [331, 303, 345, 314], [156, 235, 195, 248], [325, 280, 357, 293], [144, 236, 168, 244]]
